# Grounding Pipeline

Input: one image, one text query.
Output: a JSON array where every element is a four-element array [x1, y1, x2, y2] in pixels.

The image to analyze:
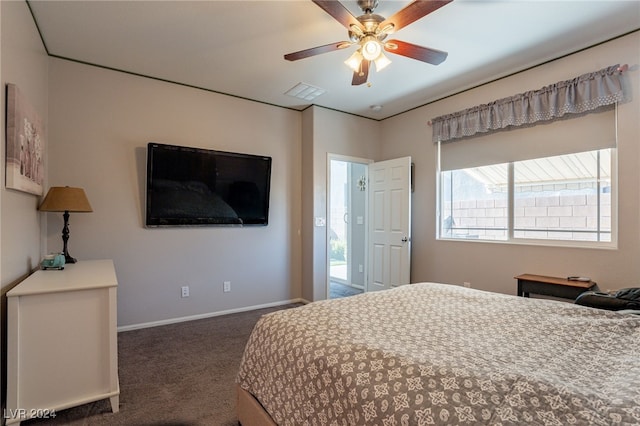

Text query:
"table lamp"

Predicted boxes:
[[38, 186, 93, 263]]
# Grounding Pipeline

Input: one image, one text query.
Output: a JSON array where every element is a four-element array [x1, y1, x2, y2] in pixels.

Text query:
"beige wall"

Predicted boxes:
[[381, 32, 640, 294], [300, 108, 315, 302], [1, 1, 49, 414], [0, 1, 48, 291], [47, 59, 303, 327], [0, 0, 381, 330]]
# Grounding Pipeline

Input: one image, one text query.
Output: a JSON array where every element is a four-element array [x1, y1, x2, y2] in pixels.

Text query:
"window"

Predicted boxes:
[[513, 150, 612, 242], [439, 149, 614, 245], [440, 163, 508, 240], [432, 65, 622, 247]]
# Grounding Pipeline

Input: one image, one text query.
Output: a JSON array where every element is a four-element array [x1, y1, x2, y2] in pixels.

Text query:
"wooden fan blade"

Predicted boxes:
[[284, 41, 351, 61], [312, 0, 363, 31], [352, 60, 370, 86], [379, 0, 452, 34], [385, 39, 448, 65]]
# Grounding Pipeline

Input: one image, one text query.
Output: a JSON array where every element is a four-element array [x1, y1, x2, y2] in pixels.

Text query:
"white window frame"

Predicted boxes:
[[436, 145, 618, 249]]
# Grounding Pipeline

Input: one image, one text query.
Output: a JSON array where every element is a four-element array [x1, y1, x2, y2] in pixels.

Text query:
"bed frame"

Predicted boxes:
[[236, 384, 277, 426]]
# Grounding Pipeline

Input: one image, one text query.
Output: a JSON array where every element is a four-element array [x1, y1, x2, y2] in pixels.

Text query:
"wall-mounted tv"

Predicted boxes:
[[146, 142, 272, 227]]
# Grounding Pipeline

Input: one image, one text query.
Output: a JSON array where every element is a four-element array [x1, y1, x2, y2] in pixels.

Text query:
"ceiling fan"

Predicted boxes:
[[284, 0, 452, 86]]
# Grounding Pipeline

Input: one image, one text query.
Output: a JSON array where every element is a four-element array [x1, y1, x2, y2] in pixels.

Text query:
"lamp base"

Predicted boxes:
[[61, 211, 78, 264]]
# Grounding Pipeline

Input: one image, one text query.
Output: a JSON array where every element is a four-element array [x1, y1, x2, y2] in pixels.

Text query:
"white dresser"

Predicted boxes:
[[6, 259, 120, 425]]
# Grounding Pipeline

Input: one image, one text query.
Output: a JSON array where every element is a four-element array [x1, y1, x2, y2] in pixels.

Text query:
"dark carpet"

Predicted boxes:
[[329, 281, 363, 299], [24, 304, 301, 426]]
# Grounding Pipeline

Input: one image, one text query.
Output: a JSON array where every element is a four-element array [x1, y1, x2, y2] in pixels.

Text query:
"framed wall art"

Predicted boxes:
[[5, 83, 45, 195]]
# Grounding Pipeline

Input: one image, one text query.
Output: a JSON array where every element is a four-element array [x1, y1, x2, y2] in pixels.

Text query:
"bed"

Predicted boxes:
[[236, 283, 640, 425]]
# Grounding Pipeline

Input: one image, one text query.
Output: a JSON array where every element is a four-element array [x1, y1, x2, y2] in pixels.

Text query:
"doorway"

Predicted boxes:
[[327, 155, 369, 299]]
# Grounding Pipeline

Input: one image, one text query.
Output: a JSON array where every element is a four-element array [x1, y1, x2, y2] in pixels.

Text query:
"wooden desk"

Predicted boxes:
[[515, 274, 597, 300]]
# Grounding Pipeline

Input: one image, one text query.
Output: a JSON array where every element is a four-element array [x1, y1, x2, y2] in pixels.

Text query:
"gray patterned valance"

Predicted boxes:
[[431, 64, 625, 143]]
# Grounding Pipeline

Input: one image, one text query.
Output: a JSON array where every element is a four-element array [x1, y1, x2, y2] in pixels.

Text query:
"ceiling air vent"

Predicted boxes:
[[285, 82, 326, 101]]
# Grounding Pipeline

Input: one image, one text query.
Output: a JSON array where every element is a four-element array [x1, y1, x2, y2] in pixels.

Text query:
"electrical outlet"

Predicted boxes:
[[181, 286, 190, 298], [223, 281, 231, 293], [359, 264, 364, 273], [463, 282, 471, 288]]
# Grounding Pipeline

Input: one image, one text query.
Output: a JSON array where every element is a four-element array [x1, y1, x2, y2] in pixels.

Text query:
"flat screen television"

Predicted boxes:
[[146, 142, 272, 226]]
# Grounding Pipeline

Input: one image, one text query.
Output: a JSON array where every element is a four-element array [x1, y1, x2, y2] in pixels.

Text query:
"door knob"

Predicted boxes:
[[401, 236, 408, 242]]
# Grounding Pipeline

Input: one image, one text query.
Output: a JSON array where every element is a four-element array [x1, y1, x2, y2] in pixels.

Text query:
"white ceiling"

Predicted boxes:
[[28, 0, 640, 120]]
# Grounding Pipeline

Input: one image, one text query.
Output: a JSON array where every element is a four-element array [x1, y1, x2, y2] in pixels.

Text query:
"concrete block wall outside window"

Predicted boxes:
[[444, 187, 611, 242]]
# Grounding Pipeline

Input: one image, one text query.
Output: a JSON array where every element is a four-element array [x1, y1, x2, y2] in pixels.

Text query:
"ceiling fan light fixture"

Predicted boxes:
[[378, 23, 395, 35], [349, 24, 364, 37], [344, 50, 364, 72], [361, 36, 382, 61], [373, 52, 391, 72], [283, 0, 452, 87]]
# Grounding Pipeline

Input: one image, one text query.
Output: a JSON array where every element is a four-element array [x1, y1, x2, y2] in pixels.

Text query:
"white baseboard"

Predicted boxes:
[[117, 298, 309, 332]]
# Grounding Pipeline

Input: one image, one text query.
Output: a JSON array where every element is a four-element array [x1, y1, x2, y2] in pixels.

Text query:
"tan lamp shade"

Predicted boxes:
[[38, 186, 93, 212]]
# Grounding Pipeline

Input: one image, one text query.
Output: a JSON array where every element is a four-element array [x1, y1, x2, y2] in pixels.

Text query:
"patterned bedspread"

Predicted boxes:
[[237, 283, 640, 425]]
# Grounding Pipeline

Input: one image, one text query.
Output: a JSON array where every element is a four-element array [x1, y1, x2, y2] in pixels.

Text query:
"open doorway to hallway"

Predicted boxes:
[[328, 156, 368, 299]]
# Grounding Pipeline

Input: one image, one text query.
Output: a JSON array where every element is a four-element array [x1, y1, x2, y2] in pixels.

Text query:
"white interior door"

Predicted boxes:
[[368, 157, 411, 292]]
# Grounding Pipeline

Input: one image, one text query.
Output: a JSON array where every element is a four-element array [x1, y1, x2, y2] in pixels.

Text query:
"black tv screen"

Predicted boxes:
[[146, 143, 272, 226]]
